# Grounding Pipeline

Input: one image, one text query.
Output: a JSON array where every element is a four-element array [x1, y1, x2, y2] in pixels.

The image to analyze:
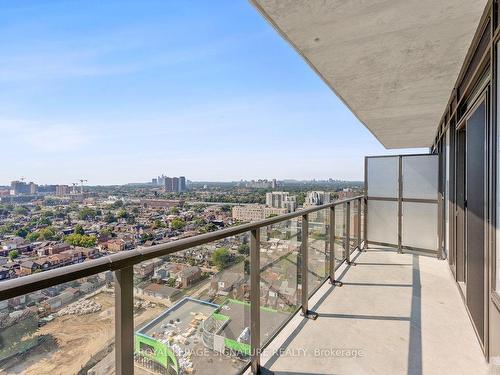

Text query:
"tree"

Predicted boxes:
[[296, 192, 306, 206], [204, 223, 218, 232], [0, 223, 14, 235], [211, 247, 230, 270], [37, 217, 52, 227], [26, 231, 40, 242], [170, 218, 185, 230], [65, 233, 97, 247], [14, 206, 29, 216], [117, 209, 128, 219], [237, 243, 250, 255], [104, 212, 116, 224], [15, 227, 29, 238], [153, 219, 165, 229], [244, 259, 250, 275], [38, 226, 57, 241], [141, 233, 154, 242], [100, 228, 114, 237], [8, 250, 19, 261], [0, 205, 10, 217], [112, 200, 124, 209], [77, 207, 97, 221], [193, 218, 206, 227], [74, 224, 85, 235], [41, 210, 54, 218]]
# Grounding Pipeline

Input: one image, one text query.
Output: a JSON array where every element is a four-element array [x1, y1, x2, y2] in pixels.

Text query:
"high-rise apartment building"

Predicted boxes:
[[56, 185, 70, 196], [160, 175, 187, 193], [164, 177, 173, 192], [305, 191, 331, 206], [10, 181, 30, 195], [172, 177, 179, 193], [265, 191, 297, 212], [179, 176, 187, 192], [28, 182, 37, 195]]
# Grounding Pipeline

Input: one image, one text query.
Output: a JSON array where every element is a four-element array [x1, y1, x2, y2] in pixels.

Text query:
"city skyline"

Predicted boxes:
[[0, 1, 424, 186]]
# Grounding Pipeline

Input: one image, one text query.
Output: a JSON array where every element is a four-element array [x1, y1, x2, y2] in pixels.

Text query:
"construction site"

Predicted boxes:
[[134, 297, 288, 375], [0, 288, 164, 375]]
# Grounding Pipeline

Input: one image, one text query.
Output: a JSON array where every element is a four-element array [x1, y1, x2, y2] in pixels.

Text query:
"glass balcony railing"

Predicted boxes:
[[259, 219, 301, 346], [0, 196, 364, 375]]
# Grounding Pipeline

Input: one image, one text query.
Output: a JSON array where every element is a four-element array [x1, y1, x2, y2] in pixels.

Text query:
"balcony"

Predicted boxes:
[[0, 189, 490, 375], [253, 245, 488, 375], [1, 1, 499, 374]]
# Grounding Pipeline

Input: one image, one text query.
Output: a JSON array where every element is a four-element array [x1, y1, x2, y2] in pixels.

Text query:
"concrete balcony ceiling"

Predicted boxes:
[[251, 0, 487, 148]]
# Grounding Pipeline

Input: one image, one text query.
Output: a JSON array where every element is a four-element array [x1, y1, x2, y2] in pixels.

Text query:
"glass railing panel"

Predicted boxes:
[[259, 218, 301, 346], [334, 203, 346, 268], [133, 233, 251, 375], [0, 272, 115, 374], [307, 209, 328, 296]]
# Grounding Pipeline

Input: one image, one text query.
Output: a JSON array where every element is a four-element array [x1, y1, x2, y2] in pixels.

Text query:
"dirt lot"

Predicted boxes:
[[1, 292, 163, 375]]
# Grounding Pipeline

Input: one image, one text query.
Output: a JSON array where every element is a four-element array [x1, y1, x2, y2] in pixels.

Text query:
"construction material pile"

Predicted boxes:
[[58, 299, 102, 316], [170, 343, 193, 374], [134, 300, 156, 310]]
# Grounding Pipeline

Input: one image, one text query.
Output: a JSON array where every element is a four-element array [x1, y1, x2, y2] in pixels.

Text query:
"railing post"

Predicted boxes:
[[250, 228, 261, 374], [398, 155, 403, 254], [329, 205, 343, 286], [300, 214, 318, 320], [363, 196, 368, 250], [115, 266, 134, 375], [357, 198, 362, 250], [346, 201, 355, 266]]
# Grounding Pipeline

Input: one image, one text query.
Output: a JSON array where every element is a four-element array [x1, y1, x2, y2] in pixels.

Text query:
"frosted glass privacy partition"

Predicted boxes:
[[402, 202, 438, 251], [367, 200, 398, 245], [367, 156, 399, 198], [366, 153, 439, 254], [402, 155, 438, 200]]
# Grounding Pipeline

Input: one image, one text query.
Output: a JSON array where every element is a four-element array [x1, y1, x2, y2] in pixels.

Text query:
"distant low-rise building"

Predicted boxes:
[[232, 205, 287, 222], [2, 236, 25, 251], [19, 261, 40, 275], [106, 239, 126, 252], [140, 199, 180, 209], [178, 266, 202, 287]]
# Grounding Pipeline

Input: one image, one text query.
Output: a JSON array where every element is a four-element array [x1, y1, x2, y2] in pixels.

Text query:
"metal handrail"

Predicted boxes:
[[0, 195, 363, 301]]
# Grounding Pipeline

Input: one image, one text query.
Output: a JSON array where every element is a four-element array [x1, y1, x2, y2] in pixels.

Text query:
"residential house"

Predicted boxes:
[[106, 239, 126, 253], [19, 261, 40, 275], [178, 266, 202, 288], [0, 267, 10, 281]]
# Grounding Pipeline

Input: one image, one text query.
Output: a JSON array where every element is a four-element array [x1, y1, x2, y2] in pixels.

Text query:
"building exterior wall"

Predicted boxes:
[[431, 1, 500, 360]]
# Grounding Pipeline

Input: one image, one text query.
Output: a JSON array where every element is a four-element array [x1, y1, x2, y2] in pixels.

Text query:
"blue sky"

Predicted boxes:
[[0, 1, 423, 185]]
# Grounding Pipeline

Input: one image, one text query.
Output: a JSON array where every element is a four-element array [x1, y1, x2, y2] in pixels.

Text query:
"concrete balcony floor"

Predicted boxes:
[[256, 246, 489, 375]]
